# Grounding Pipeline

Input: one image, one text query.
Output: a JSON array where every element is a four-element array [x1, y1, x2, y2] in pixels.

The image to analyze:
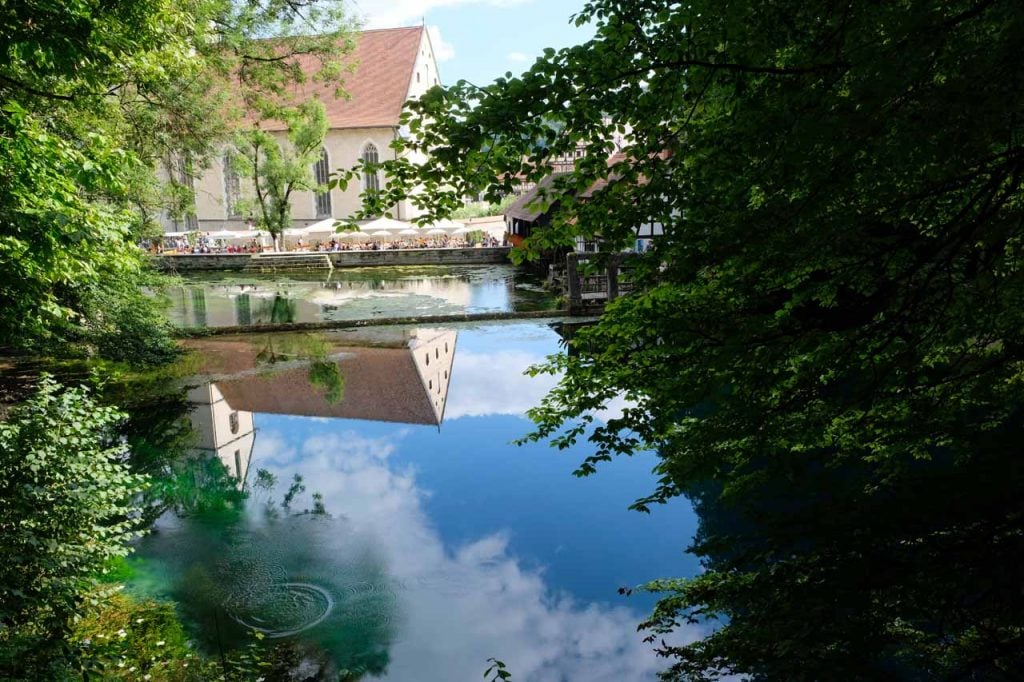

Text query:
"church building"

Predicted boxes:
[[163, 26, 441, 233]]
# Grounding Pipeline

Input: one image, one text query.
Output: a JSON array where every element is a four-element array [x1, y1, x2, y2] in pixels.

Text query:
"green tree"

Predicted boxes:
[[231, 101, 330, 251], [0, 0, 354, 356], [0, 377, 147, 676], [355, 1, 1024, 679]]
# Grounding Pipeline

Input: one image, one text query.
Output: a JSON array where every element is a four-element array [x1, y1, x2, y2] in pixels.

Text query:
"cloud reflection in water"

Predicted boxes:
[[255, 427, 701, 681]]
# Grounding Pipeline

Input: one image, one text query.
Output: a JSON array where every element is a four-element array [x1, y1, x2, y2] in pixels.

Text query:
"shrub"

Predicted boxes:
[[0, 377, 147, 676]]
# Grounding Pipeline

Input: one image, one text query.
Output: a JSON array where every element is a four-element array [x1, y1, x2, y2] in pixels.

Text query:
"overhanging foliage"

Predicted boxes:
[[347, 1, 1024, 678]]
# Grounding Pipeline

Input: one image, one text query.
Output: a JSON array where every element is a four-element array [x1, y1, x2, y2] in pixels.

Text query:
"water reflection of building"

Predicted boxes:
[[207, 329, 458, 427], [187, 384, 256, 483], [174, 276, 484, 328]]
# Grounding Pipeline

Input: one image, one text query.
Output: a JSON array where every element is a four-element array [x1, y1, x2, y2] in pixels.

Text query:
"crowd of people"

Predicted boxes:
[[147, 231, 506, 254], [296, 233, 505, 252], [142, 235, 264, 254]]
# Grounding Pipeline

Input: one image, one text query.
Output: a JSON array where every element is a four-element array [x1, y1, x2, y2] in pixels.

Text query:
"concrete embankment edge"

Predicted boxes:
[[173, 310, 576, 338], [153, 247, 512, 271]]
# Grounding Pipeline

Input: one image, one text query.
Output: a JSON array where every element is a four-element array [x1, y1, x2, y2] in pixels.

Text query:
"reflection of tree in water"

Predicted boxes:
[[132, 472, 394, 680], [253, 293, 297, 324], [103, 373, 245, 525], [645, 434, 1024, 679], [190, 288, 208, 327], [253, 333, 345, 404], [111, 371, 379, 677], [235, 293, 252, 326], [307, 360, 344, 403]]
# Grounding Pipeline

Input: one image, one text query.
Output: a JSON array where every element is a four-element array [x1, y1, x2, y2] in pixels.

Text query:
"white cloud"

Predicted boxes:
[[445, 348, 635, 425], [591, 393, 637, 424], [248, 430, 703, 681], [353, 0, 532, 30], [507, 51, 530, 63], [445, 349, 560, 420], [428, 25, 455, 62]]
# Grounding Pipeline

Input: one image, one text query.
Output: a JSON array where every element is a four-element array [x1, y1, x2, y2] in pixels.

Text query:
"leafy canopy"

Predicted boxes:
[[353, 0, 1024, 679], [0, 0, 354, 355]]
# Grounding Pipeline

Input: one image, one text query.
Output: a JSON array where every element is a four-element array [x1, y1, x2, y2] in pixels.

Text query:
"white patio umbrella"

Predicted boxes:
[[398, 228, 419, 236], [223, 229, 264, 242], [360, 216, 411, 232], [205, 229, 240, 239], [424, 218, 464, 231], [302, 218, 338, 235], [425, 228, 448, 236], [338, 230, 366, 239], [232, 230, 272, 247], [367, 230, 393, 239], [452, 226, 474, 235]]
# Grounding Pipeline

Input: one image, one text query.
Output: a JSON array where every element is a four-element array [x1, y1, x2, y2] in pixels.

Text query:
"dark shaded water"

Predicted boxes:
[[162, 265, 558, 328], [125, 322, 700, 680]]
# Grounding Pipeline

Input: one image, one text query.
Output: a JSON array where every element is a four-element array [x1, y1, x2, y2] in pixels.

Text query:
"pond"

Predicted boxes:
[[124, 321, 700, 680], [162, 265, 559, 328]]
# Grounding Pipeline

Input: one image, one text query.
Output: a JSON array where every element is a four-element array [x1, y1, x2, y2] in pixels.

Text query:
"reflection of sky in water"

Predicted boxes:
[[252, 324, 701, 680], [163, 265, 557, 328], [137, 323, 701, 680]]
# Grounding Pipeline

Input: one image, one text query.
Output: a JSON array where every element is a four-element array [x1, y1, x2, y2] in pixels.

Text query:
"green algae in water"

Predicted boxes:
[[130, 506, 396, 676]]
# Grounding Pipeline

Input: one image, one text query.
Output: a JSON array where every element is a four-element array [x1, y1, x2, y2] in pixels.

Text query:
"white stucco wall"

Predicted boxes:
[[186, 383, 257, 483], [408, 328, 457, 423]]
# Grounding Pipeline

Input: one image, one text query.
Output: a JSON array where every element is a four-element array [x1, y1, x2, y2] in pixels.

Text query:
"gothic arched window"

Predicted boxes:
[[223, 153, 241, 218], [362, 143, 380, 194], [313, 147, 331, 217]]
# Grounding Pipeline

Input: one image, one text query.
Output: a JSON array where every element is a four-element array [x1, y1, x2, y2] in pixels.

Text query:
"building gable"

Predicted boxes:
[[261, 26, 427, 131]]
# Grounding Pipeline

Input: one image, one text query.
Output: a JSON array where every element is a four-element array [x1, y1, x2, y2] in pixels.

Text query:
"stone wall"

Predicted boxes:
[[152, 247, 513, 272]]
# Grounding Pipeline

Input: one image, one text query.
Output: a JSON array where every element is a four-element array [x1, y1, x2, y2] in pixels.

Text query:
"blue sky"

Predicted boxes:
[[349, 0, 594, 85]]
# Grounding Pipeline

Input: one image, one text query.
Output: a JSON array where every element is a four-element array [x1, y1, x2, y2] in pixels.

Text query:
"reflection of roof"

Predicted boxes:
[[260, 27, 424, 131], [201, 330, 457, 426]]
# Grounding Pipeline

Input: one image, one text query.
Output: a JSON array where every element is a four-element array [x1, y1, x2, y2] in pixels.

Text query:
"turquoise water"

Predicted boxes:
[[127, 322, 699, 680], [162, 265, 558, 328]]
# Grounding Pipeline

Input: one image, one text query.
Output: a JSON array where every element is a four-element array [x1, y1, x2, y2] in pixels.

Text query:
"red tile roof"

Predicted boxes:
[[260, 26, 424, 131], [215, 349, 441, 425], [184, 332, 452, 426]]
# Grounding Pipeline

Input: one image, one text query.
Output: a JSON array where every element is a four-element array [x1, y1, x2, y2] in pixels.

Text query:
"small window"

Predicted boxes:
[[444, 342, 448, 353], [229, 411, 239, 434], [435, 348, 439, 359], [416, 72, 420, 83], [234, 450, 242, 478], [425, 353, 429, 365], [429, 380, 433, 389], [313, 148, 331, 217]]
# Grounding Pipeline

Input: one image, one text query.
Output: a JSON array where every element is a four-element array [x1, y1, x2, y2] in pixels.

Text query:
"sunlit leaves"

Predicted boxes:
[[0, 377, 147, 669], [346, 0, 1024, 678]]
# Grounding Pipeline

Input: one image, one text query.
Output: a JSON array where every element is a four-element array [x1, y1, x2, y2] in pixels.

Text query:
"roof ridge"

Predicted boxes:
[[357, 26, 424, 34]]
